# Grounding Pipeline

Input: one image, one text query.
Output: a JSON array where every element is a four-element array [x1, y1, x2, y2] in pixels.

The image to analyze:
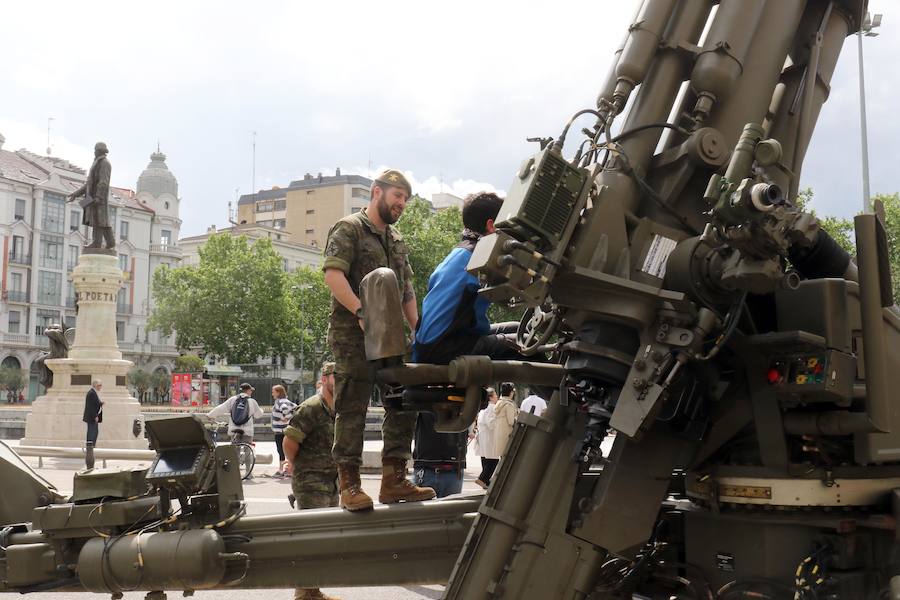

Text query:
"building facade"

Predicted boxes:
[[179, 223, 323, 272], [0, 134, 182, 400], [236, 169, 372, 248]]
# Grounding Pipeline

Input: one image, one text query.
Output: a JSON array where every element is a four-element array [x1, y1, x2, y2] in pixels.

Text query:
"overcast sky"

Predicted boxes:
[[2, 1, 897, 237]]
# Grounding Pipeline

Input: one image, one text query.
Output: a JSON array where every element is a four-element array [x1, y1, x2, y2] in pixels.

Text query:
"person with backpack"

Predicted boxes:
[[208, 382, 265, 445]]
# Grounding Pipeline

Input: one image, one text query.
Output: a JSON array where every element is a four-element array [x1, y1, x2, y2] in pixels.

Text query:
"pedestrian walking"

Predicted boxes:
[[473, 387, 500, 488], [271, 384, 297, 478]]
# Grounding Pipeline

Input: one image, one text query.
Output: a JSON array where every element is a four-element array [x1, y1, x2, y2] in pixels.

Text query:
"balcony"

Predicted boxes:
[[150, 243, 182, 258], [116, 302, 133, 314], [6, 290, 28, 303], [1, 332, 30, 345], [8, 252, 31, 266], [151, 344, 179, 356]]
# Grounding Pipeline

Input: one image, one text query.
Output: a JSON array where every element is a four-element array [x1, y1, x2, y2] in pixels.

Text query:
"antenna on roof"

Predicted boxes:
[[46, 117, 55, 155]]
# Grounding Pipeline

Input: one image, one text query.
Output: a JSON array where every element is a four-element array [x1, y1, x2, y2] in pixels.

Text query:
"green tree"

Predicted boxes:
[[0, 367, 26, 395], [149, 234, 293, 364], [286, 267, 332, 381], [174, 354, 206, 373], [128, 368, 152, 402], [151, 371, 171, 405]]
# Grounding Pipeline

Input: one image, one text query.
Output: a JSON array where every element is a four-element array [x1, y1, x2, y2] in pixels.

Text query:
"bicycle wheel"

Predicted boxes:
[[235, 443, 256, 480]]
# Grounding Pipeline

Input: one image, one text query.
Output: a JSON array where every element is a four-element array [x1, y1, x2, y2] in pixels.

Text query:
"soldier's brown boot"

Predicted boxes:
[[378, 457, 436, 504], [294, 587, 340, 600], [337, 464, 373, 511]]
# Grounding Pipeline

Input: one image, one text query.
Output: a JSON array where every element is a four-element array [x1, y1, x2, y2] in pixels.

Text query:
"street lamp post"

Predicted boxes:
[[857, 11, 882, 213], [291, 283, 313, 397]]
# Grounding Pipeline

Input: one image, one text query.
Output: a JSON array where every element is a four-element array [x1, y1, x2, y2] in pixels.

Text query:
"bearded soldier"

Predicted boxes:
[[322, 169, 435, 511], [68, 142, 115, 250]]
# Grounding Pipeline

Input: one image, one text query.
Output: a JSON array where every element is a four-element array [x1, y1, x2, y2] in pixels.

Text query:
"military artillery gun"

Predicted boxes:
[[2, 0, 900, 597]]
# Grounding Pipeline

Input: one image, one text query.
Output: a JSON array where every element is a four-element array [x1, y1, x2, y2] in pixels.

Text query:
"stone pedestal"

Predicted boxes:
[[22, 253, 146, 449]]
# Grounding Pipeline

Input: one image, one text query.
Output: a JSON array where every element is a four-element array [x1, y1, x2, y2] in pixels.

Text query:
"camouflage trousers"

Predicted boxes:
[[331, 331, 416, 466], [292, 471, 339, 509]]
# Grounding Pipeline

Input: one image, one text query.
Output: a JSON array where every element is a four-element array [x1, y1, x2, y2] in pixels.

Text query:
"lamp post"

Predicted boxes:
[[858, 11, 882, 213], [291, 283, 313, 397]]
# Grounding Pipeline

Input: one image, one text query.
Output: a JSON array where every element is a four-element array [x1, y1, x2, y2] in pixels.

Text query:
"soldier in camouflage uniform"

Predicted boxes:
[[282, 362, 341, 600], [322, 169, 436, 511]]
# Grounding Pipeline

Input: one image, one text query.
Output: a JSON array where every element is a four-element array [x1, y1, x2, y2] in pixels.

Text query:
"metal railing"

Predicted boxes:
[[6, 290, 28, 303], [151, 344, 179, 355], [117, 303, 133, 314], [8, 252, 31, 266]]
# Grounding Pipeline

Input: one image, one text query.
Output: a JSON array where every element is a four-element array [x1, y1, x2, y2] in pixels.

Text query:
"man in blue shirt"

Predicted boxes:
[[411, 192, 518, 496], [414, 192, 518, 365]]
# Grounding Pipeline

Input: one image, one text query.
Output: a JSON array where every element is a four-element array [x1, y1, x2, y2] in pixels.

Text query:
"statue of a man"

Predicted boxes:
[[68, 142, 115, 250]]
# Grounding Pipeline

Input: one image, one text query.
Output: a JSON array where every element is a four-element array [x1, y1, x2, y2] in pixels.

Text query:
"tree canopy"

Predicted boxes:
[[150, 234, 294, 364]]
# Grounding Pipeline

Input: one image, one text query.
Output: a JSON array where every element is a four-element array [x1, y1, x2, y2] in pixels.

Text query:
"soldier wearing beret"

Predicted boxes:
[[282, 362, 341, 600], [322, 169, 435, 511]]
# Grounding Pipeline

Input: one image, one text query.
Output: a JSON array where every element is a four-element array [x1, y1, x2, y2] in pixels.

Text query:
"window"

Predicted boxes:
[[116, 321, 125, 341], [274, 199, 286, 211], [164, 201, 169, 210], [120, 220, 129, 241], [160, 230, 171, 246], [119, 253, 129, 271], [108, 206, 117, 232], [306, 208, 315, 215], [10, 272, 22, 292], [40, 234, 63, 269], [352, 188, 370, 199], [70, 210, 80, 232], [14, 199, 26, 220], [11, 235, 24, 258], [35, 309, 60, 335], [305, 228, 314, 234], [273, 219, 286, 229], [37, 271, 61, 305], [256, 201, 274, 213], [68, 245, 80, 269], [8, 311, 21, 334], [42, 193, 65, 233]]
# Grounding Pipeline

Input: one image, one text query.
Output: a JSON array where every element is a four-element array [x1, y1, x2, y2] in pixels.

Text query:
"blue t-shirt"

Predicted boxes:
[[413, 246, 491, 361]]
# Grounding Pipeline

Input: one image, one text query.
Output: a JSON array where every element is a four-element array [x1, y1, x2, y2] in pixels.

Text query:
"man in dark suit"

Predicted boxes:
[[83, 380, 104, 469]]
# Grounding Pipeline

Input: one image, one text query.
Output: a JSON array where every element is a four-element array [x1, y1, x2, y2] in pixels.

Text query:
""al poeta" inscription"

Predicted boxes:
[[77, 291, 117, 302]]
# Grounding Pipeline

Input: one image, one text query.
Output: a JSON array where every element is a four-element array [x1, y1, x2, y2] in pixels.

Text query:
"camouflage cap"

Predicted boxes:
[[374, 169, 412, 196], [321, 362, 336, 375]]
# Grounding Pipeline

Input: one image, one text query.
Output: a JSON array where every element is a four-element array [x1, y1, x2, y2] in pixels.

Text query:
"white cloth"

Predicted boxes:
[[487, 397, 518, 458], [207, 393, 265, 437], [519, 394, 547, 417], [474, 403, 499, 459]]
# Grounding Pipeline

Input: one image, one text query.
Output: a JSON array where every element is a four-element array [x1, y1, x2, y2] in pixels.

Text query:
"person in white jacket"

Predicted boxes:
[[472, 387, 500, 488], [488, 382, 518, 460], [208, 382, 265, 442]]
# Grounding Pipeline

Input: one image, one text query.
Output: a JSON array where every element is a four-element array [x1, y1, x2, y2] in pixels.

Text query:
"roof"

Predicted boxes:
[[0, 147, 153, 214], [136, 150, 178, 197], [111, 187, 155, 215], [0, 149, 48, 185], [237, 173, 372, 206]]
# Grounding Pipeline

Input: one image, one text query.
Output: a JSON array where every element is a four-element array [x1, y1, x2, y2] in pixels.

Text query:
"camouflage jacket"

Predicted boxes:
[[284, 394, 337, 476], [323, 207, 414, 336]]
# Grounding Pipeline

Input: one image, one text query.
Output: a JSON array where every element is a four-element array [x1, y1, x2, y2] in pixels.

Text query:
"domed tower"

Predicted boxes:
[[136, 148, 181, 257]]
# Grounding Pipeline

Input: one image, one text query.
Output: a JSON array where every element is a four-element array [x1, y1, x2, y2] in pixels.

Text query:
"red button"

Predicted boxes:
[[767, 368, 780, 384]]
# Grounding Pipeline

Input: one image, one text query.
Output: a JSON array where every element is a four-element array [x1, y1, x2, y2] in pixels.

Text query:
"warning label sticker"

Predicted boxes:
[[640, 234, 678, 279]]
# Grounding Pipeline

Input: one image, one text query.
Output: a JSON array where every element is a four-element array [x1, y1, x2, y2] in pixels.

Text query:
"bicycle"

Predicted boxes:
[[205, 420, 256, 481]]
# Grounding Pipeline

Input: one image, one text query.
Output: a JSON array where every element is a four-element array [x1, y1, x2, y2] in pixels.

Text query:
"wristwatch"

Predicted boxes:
[[355, 307, 364, 319]]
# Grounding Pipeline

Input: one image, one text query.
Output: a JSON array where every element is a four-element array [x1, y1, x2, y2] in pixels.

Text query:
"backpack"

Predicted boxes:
[[230, 394, 252, 426]]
